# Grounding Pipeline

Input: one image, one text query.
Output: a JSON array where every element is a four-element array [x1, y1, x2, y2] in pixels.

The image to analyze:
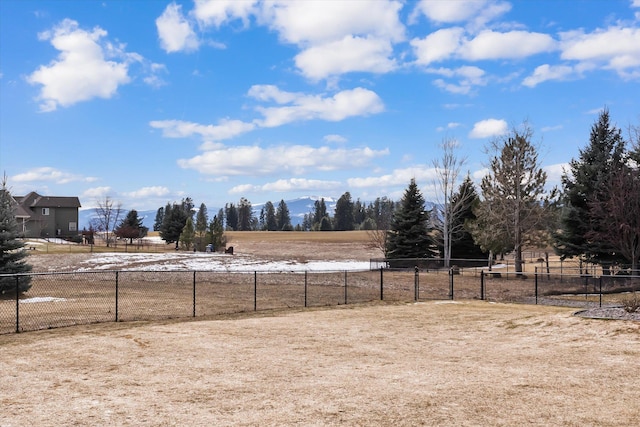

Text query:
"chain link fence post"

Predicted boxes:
[[115, 271, 119, 322], [344, 271, 348, 305], [15, 275, 20, 333], [193, 271, 197, 318], [414, 266, 419, 301]]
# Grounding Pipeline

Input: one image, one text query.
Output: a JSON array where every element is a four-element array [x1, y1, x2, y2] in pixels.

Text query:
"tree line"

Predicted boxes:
[[386, 109, 639, 274]]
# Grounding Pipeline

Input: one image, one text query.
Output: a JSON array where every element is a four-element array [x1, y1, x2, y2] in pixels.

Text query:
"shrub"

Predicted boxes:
[[620, 292, 640, 313]]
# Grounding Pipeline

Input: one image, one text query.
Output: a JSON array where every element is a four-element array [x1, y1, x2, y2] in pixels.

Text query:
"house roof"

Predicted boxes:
[[17, 192, 81, 209]]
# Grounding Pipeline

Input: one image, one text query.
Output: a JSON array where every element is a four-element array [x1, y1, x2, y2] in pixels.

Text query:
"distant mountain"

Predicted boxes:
[[78, 209, 157, 231]]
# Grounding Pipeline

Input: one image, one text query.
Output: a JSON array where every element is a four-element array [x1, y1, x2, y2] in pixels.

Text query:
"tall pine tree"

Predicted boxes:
[[385, 179, 437, 261], [0, 177, 32, 294], [449, 176, 487, 260], [554, 109, 626, 271], [276, 199, 292, 231]]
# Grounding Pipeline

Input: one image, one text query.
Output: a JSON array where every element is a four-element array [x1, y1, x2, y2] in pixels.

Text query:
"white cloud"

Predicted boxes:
[[250, 86, 385, 127], [27, 19, 132, 111], [436, 122, 462, 132], [82, 186, 112, 199], [261, 0, 405, 45], [428, 66, 487, 94], [348, 166, 438, 188], [156, 3, 199, 53], [522, 64, 576, 87], [541, 124, 563, 132], [185, 1, 404, 80], [151, 86, 384, 145], [150, 119, 256, 142], [469, 119, 508, 138], [294, 36, 397, 80], [122, 186, 170, 198], [260, 1, 405, 80], [324, 134, 348, 143], [12, 167, 97, 184], [412, 29, 555, 66], [559, 27, 640, 78], [412, 0, 511, 29], [459, 30, 556, 60], [193, 0, 257, 27], [177, 144, 389, 176], [229, 178, 342, 194], [410, 28, 464, 65]]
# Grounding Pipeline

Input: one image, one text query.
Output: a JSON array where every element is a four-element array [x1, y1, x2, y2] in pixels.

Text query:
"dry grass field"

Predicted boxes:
[[2, 232, 639, 425], [1, 301, 639, 426]]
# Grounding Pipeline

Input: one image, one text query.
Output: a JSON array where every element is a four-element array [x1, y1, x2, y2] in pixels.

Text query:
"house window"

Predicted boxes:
[[42, 208, 50, 216], [69, 222, 77, 232]]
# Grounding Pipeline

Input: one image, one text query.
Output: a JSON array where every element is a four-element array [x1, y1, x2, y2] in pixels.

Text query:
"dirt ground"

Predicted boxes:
[[1, 301, 639, 426]]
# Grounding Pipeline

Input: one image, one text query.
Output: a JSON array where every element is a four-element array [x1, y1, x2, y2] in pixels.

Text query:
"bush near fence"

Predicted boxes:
[[2, 263, 639, 334]]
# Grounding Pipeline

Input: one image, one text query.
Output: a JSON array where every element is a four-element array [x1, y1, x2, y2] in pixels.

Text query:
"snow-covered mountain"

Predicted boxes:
[[78, 209, 158, 231]]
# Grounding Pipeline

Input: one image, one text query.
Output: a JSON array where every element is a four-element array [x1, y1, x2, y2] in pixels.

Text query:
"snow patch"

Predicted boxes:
[[20, 297, 68, 303]]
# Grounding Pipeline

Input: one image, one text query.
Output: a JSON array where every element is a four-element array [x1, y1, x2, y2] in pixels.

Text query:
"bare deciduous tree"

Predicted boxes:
[[91, 196, 122, 247], [432, 137, 473, 267]]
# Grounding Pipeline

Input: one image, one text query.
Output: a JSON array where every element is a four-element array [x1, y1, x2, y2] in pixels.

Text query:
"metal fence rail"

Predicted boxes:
[[2, 268, 639, 334]]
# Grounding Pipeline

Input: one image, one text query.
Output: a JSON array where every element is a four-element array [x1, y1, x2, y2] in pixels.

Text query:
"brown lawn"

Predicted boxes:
[[1, 301, 639, 426], [2, 232, 638, 426]]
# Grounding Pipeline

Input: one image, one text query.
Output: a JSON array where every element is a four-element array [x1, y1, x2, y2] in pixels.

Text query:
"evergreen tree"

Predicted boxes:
[[114, 209, 148, 244], [264, 201, 277, 231], [225, 203, 238, 231], [313, 198, 329, 230], [366, 197, 395, 230], [334, 192, 355, 231], [182, 197, 195, 220], [206, 215, 227, 251], [276, 199, 292, 231], [555, 109, 627, 271], [195, 203, 208, 251], [319, 216, 333, 231], [160, 202, 189, 249], [0, 177, 32, 294], [153, 207, 164, 232], [449, 177, 487, 260], [385, 179, 437, 260], [473, 123, 549, 273], [179, 217, 195, 250], [301, 213, 313, 231], [353, 199, 366, 228], [237, 197, 254, 231], [217, 208, 225, 229]]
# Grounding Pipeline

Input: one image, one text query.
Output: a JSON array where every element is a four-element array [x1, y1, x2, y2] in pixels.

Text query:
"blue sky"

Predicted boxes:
[[1, 0, 639, 212]]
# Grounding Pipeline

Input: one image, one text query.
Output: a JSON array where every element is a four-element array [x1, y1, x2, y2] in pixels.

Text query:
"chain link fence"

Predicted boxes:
[[2, 266, 639, 334]]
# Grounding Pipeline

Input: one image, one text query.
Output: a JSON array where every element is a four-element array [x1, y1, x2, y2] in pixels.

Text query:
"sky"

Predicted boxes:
[[1, 0, 639, 213]]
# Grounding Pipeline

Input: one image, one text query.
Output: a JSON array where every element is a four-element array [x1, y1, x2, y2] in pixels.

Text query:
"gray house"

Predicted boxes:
[[13, 192, 81, 238]]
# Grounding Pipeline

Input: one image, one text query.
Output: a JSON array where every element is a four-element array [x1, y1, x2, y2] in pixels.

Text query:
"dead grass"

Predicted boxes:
[[3, 235, 640, 425], [1, 301, 639, 426]]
